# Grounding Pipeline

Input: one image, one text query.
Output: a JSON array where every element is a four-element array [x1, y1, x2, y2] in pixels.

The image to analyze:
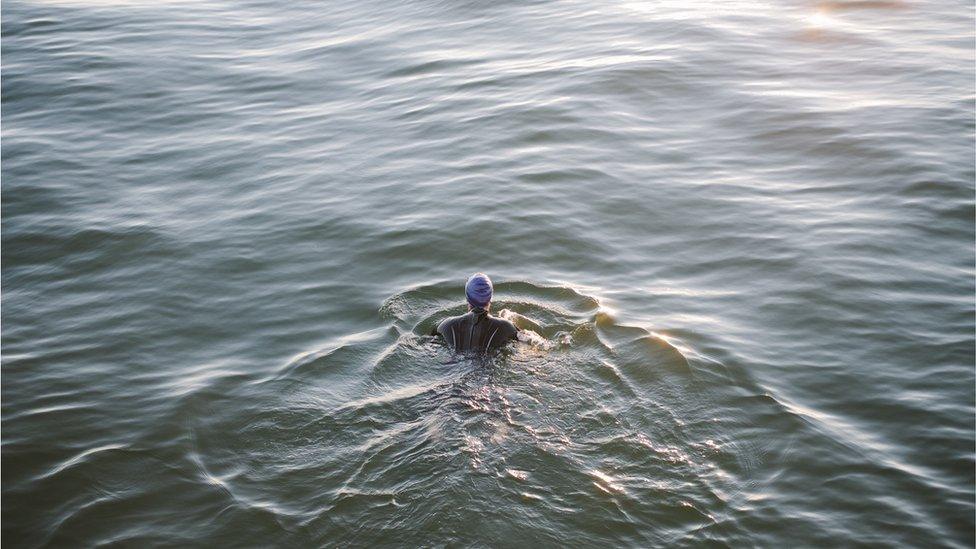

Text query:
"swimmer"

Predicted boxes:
[[431, 273, 519, 351]]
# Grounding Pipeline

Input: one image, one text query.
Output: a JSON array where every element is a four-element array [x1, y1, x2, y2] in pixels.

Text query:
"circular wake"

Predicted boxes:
[[184, 281, 776, 546]]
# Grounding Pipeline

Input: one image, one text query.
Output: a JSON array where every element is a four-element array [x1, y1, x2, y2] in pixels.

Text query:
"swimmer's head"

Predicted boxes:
[[465, 273, 493, 310]]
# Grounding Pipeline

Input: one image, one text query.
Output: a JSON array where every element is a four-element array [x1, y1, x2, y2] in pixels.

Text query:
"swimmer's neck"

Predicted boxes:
[[468, 304, 490, 315]]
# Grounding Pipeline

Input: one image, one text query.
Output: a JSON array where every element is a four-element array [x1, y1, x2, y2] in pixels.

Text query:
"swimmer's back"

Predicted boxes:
[[436, 310, 518, 351]]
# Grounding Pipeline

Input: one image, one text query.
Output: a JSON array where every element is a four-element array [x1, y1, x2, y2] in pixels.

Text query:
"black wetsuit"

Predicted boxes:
[[434, 309, 518, 352]]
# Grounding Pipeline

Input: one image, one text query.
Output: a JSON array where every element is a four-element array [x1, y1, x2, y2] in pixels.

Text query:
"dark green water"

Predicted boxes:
[[3, 0, 974, 546]]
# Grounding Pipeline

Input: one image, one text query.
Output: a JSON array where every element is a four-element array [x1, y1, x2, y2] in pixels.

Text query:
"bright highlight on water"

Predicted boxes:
[[2, 0, 973, 546]]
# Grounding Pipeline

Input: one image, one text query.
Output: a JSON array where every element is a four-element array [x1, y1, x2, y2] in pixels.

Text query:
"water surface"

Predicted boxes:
[[3, 0, 974, 546]]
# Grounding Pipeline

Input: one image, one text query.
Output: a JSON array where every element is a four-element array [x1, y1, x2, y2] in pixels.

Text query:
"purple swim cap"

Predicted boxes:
[[465, 273, 493, 308]]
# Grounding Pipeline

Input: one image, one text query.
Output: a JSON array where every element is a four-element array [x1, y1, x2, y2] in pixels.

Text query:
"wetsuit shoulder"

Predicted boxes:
[[437, 313, 468, 331], [436, 313, 469, 345], [485, 316, 519, 348], [492, 316, 518, 336]]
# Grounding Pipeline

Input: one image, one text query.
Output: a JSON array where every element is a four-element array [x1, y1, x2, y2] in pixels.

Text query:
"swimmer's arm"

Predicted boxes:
[[496, 309, 542, 332]]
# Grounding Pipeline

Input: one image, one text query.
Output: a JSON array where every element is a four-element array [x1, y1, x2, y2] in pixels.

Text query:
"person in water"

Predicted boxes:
[[432, 273, 519, 351]]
